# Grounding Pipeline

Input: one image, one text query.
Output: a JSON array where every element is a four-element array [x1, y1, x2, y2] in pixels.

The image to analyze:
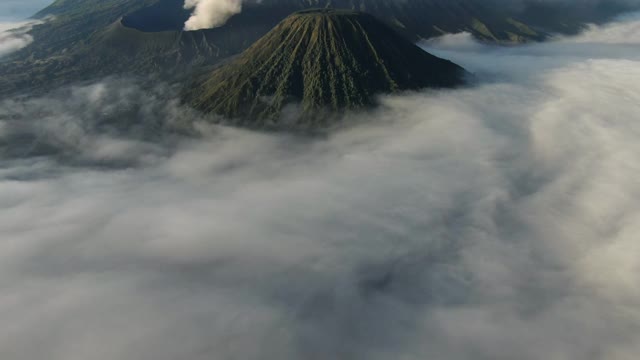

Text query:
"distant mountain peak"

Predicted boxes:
[[184, 9, 468, 128]]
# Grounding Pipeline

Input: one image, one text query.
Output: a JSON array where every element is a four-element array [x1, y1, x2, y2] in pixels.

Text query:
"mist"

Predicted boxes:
[[1, 11, 640, 360]]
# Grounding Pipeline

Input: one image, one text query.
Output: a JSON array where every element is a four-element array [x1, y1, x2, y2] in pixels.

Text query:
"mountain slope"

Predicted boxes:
[[0, 0, 635, 98], [120, 0, 545, 42], [27, 0, 155, 56], [184, 9, 467, 127]]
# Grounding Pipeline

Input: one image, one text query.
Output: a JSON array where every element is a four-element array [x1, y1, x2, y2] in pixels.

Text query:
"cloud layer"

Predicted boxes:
[[180, 0, 640, 30], [1, 12, 640, 360], [0, 20, 42, 57], [0, 0, 51, 21]]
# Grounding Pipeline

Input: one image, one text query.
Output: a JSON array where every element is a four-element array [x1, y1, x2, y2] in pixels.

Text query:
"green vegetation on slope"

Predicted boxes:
[[185, 9, 467, 127], [27, 0, 155, 56]]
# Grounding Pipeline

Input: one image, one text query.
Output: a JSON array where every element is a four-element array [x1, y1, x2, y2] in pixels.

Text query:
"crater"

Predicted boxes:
[[121, 0, 190, 32]]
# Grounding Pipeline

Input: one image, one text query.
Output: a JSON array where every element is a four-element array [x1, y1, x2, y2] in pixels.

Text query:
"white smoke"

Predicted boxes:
[[1, 11, 640, 360], [183, 0, 245, 31]]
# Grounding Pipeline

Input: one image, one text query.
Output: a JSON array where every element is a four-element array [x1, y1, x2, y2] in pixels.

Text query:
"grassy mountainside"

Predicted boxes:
[[121, 0, 546, 42], [184, 9, 467, 127]]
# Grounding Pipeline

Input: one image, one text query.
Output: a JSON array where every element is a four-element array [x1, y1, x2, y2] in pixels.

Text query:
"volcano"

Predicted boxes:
[[185, 9, 468, 127]]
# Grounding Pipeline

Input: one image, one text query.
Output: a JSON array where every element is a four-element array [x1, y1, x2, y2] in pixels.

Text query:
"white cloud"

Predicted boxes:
[[178, 0, 640, 32], [421, 32, 483, 51], [559, 12, 640, 43], [1, 11, 640, 360], [0, 20, 42, 57]]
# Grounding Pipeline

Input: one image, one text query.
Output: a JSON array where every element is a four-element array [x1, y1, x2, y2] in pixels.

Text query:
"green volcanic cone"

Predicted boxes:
[[184, 9, 468, 127]]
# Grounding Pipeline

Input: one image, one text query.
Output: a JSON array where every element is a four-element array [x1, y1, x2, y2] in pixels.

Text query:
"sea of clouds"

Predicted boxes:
[[1, 11, 640, 360]]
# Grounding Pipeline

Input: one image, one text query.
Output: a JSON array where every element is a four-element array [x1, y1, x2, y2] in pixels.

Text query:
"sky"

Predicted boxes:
[[0, 10, 639, 360], [0, 0, 51, 21]]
